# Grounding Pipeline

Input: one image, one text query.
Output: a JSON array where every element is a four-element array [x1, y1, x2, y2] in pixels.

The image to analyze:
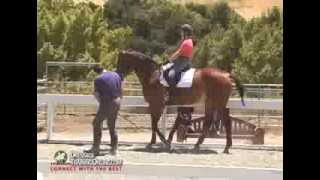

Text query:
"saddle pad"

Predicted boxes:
[[160, 63, 196, 88]]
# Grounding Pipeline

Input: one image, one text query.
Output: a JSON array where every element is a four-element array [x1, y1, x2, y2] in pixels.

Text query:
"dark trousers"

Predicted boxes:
[[164, 57, 192, 87], [92, 97, 120, 150]]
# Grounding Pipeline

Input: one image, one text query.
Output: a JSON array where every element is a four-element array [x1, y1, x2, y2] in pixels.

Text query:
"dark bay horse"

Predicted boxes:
[[116, 50, 245, 153]]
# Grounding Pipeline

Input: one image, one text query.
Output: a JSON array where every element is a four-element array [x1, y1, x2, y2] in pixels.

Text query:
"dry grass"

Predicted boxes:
[[175, 0, 283, 19], [75, 0, 283, 20], [74, 0, 105, 6]]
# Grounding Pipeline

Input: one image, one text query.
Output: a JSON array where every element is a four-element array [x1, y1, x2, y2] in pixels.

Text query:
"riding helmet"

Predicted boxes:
[[181, 24, 193, 35]]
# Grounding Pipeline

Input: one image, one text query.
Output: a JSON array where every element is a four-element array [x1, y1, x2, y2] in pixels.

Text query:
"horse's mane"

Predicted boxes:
[[125, 49, 158, 67]]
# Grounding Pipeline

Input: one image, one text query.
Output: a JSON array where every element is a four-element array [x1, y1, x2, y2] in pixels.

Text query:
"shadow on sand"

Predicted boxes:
[[129, 146, 218, 154]]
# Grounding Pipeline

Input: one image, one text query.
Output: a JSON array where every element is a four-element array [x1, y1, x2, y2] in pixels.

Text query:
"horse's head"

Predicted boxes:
[[116, 50, 159, 80], [116, 50, 137, 78]]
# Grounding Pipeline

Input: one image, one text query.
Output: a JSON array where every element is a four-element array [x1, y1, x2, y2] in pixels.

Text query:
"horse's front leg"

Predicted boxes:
[[145, 113, 157, 149], [146, 104, 170, 149], [146, 111, 158, 150]]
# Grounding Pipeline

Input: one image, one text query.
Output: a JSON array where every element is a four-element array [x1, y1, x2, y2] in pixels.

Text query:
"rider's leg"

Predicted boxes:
[[166, 58, 192, 104], [167, 69, 177, 87], [171, 58, 192, 84]]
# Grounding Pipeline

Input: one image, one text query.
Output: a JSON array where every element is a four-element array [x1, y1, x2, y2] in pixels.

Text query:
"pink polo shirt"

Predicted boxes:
[[179, 38, 193, 59]]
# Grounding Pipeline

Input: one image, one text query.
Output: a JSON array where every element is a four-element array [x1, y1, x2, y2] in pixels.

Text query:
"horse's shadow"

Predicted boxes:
[[75, 144, 218, 155], [128, 147, 218, 154]]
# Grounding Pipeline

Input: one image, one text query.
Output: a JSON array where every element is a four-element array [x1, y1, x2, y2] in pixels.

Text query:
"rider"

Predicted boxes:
[[165, 24, 195, 132], [165, 24, 195, 104]]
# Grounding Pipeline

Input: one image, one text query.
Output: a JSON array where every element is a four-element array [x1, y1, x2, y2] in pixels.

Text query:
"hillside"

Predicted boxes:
[[74, 0, 283, 19], [176, 0, 283, 19]]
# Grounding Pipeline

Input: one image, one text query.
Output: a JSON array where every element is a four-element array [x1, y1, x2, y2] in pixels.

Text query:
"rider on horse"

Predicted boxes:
[[164, 24, 195, 132], [164, 24, 195, 104]]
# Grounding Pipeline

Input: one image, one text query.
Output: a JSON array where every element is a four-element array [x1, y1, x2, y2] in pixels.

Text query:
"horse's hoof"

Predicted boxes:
[[223, 149, 230, 154], [145, 144, 153, 151], [169, 148, 175, 153], [193, 146, 200, 153], [110, 149, 118, 156], [164, 143, 172, 152]]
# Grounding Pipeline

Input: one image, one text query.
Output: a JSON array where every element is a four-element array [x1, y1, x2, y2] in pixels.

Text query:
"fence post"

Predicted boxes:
[[161, 106, 168, 137], [46, 102, 56, 141], [258, 86, 262, 127]]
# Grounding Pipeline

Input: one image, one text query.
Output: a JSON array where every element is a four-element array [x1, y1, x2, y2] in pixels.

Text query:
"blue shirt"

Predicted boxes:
[[94, 71, 122, 100]]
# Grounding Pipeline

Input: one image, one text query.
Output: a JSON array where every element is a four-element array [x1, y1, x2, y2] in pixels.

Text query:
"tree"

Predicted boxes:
[[37, 42, 66, 77], [194, 25, 242, 72], [234, 25, 282, 83], [50, 12, 69, 48], [64, 7, 92, 59], [208, 1, 233, 30], [37, 0, 283, 84]]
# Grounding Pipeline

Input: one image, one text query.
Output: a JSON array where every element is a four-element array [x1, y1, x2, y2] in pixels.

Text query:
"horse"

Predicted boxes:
[[116, 50, 245, 153]]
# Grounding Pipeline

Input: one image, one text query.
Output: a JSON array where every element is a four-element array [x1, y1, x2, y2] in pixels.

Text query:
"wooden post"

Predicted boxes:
[[253, 127, 265, 144], [46, 102, 56, 141]]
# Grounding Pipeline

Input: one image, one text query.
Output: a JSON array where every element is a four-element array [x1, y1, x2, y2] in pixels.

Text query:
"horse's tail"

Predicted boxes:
[[230, 74, 245, 106]]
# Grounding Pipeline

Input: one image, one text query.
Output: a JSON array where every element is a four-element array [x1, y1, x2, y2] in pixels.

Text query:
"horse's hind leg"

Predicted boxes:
[[222, 108, 232, 154], [150, 115, 157, 144], [193, 108, 214, 152]]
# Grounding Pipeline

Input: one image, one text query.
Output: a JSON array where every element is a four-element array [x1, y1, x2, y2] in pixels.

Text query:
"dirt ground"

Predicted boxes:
[[38, 112, 283, 145], [38, 112, 282, 169], [37, 143, 282, 169]]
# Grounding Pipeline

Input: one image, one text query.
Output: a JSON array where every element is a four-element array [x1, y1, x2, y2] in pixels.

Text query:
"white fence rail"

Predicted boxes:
[[37, 94, 282, 140], [39, 81, 282, 98]]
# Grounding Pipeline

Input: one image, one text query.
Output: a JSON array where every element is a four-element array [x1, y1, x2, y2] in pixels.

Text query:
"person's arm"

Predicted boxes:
[[93, 79, 101, 103], [169, 40, 187, 61], [93, 91, 100, 103], [169, 48, 182, 61]]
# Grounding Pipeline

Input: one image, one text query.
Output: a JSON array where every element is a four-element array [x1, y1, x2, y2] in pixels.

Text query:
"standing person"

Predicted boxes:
[[85, 65, 122, 156], [164, 24, 195, 104]]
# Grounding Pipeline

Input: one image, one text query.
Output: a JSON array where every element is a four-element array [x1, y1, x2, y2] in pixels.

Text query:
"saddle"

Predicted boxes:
[[158, 62, 196, 105], [159, 62, 196, 88]]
